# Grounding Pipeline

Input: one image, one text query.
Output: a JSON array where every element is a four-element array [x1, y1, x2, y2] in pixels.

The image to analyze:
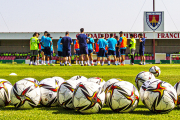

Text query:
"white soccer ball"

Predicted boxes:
[[58, 80, 78, 109], [102, 78, 123, 106], [51, 77, 65, 86], [149, 66, 161, 77], [107, 81, 139, 112], [73, 81, 105, 114], [135, 71, 155, 90], [10, 79, 40, 108], [140, 79, 162, 104], [87, 77, 105, 87], [22, 78, 39, 85], [0, 79, 13, 107], [39, 78, 61, 107], [174, 81, 180, 107], [69, 75, 87, 82], [144, 81, 177, 113]]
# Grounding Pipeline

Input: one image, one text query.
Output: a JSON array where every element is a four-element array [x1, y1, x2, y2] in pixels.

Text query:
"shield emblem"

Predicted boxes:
[[146, 12, 162, 31]]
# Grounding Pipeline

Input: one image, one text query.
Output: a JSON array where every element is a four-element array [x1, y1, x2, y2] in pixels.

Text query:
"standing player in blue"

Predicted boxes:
[[87, 34, 95, 66], [50, 37, 54, 66], [115, 36, 121, 65], [96, 34, 108, 66], [40, 31, 48, 65], [57, 36, 63, 65], [77, 28, 90, 66], [139, 33, 146, 65], [61, 31, 73, 66], [43, 33, 52, 65], [107, 33, 117, 65]]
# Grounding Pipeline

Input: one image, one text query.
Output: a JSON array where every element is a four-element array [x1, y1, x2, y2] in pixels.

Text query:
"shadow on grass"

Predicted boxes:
[[137, 105, 147, 109], [0, 105, 162, 116], [0, 106, 34, 110]]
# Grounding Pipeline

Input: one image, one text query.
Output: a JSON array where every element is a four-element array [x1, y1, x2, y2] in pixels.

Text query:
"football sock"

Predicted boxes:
[[85, 61, 87, 64], [108, 61, 110, 64], [76, 61, 78, 64], [30, 61, 32, 65], [115, 61, 117, 65], [98, 61, 100, 64], [81, 61, 83, 65], [79, 61, 80, 64], [102, 61, 104, 65], [65, 61, 67, 65], [37, 60, 39, 64], [91, 60, 93, 64], [47, 61, 49, 64]]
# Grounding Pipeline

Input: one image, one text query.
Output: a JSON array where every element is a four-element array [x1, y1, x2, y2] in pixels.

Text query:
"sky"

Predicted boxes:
[[0, 0, 179, 32]]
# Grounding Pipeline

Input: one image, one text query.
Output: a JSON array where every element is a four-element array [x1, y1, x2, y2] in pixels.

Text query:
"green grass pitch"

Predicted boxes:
[[0, 64, 180, 120]]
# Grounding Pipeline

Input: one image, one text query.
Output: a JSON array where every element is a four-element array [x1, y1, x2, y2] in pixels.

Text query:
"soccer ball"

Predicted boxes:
[[144, 81, 177, 113], [135, 71, 155, 90], [10, 79, 40, 108], [73, 81, 105, 113], [102, 78, 123, 106], [107, 81, 139, 112], [69, 75, 87, 82], [140, 79, 162, 104], [149, 66, 161, 77], [22, 78, 39, 85], [51, 77, 65, 86], [174, 81, 180, 107], [58, 80, 78, 109], [0, 79, 13, 107], [87, 77, 105, 87], [39, 78, 61, 107]]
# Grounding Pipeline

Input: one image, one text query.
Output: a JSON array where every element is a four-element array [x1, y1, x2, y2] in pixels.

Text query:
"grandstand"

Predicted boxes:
[[0, 32, 180, 63]]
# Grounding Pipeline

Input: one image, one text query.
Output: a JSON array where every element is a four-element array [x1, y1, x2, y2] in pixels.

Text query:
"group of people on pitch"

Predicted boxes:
[[29, 28, 146, 66]]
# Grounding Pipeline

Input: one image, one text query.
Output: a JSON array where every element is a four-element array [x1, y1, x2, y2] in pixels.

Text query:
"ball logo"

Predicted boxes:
[[146, 12, 163, 31]]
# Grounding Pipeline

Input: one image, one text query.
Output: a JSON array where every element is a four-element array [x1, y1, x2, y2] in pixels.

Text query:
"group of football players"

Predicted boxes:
[[29, 28, 146, 66]]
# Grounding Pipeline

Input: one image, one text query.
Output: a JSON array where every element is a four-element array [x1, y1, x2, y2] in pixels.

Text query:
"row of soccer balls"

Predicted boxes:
[[0, 66, 178, 114]]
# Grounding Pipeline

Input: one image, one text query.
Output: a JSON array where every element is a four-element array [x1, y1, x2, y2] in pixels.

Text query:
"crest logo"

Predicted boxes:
[[146, 12, 162, 31]]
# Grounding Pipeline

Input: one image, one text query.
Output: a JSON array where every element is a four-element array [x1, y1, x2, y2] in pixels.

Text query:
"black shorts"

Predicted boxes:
[[139, 49, 145, 56], [80, 47, 88, 55], [108, 50, 116, 56], [30, 50, 38, 56], [120, 49, 126, 55], [88, 49, 93, 55], [41, 49, 45, 53], [98, 48, 105, 57], [58, 51, 63, 57], [75, 49, 80, 56], [44, 47, 51, 56], [116, 49, 121, 57], [63, 49, 71, 57]]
